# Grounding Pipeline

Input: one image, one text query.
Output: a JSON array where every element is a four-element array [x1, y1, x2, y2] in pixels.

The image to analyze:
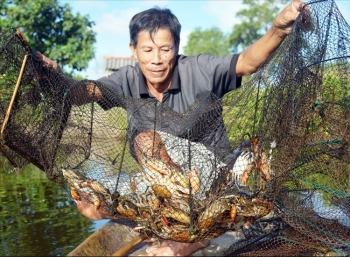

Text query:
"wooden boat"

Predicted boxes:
[[68, 220, 245, 256]]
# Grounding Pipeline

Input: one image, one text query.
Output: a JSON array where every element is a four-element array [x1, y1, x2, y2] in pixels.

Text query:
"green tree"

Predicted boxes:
[[183, 27, 230, 57], [228, 0, 287, 53], [0, 0, 96, 74]]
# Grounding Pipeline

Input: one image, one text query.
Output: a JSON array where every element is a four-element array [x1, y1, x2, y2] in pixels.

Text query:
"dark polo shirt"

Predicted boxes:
[[98, 54, 241, 113], [97, 54, 242, 165]]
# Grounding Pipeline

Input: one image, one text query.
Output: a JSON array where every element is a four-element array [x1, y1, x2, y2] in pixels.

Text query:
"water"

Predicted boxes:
[[0, 157, 109, 256], [2, 156, 349, 256]]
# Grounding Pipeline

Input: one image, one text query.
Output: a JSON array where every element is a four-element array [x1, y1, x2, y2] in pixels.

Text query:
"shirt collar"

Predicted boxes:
[[139, 56, 180, 97]]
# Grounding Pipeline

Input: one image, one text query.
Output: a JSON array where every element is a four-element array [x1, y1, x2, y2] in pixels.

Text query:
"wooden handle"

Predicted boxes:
[[1, 54, 28, 136], [112, 234, 148, 256], [15, 29, 32, 53], [112, 233, 148, 256]]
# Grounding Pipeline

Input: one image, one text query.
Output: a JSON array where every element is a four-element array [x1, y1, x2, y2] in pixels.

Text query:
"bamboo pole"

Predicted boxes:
[[15, 29, 32, 52], [0, 29, 32, 166], [0, 143, 17, 166], [1, 54, 28, 136]]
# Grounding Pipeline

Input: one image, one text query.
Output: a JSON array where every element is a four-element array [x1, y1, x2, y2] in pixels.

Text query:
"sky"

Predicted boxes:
[[60, 0, 350, 80]]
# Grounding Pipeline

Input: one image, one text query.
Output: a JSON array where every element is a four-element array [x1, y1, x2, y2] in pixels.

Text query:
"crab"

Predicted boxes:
[[221, 193, 273, 228], [62, 169, 112, 210], [114, 194, 140, 219], [140, 157, 201, 199], [197, 198, 230, 230], [160, 205, 191, 225], [237, 136, 276, 186]]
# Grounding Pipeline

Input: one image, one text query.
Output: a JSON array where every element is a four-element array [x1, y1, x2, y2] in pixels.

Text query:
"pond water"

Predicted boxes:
[[0, 156, 109, 256], [2, 154, 349, 256]]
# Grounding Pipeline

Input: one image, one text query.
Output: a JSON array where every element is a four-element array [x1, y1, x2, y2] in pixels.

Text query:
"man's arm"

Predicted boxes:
[[34, 52, 103, 106], [67, 82, 103, 106], [236, 0, 304, 77]]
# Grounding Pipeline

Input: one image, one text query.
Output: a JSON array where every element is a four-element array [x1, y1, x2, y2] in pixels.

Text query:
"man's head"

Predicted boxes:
[[129, 7, 181, 93], [129, 7, 181, 51]]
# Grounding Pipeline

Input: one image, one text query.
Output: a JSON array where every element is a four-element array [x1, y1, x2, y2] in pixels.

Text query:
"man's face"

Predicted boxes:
[[130, 28, 178, 91]]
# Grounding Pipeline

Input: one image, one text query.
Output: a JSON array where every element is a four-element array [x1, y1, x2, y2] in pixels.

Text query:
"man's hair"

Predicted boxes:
[[129, 7, 181, 50]]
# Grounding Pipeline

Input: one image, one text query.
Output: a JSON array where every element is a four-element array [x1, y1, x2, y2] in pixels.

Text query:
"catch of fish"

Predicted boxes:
[[63, 136, 275, 242]]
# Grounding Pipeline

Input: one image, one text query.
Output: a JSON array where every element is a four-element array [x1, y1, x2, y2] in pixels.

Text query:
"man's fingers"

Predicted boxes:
[[33, 51, 62, 72], [286, 0, 303, 20], [291, 0, 303, 12], [145, 240, 210, 256], [273, 0, 307, 35]]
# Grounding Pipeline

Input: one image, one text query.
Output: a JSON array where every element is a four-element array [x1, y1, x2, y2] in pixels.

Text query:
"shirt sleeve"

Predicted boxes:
[[96, 66, 138, 110], [179, 54, 242, 98], [97, 70, 125, 94]]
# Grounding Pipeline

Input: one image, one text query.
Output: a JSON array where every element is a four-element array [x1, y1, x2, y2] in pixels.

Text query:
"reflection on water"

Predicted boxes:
[[0, 157, 107, 256], [311, 191, 350, 228]]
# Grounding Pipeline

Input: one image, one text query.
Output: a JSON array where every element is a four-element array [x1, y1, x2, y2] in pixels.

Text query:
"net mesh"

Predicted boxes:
[[0, 0, 349, 255]]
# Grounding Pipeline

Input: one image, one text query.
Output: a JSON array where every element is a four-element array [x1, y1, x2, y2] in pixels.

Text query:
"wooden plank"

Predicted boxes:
[[67, 220, 144, 256], [68, 219, 245, 256]]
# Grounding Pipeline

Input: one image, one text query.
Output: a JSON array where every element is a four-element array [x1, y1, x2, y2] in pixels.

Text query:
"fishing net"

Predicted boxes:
[[0, 0, 349, 255]]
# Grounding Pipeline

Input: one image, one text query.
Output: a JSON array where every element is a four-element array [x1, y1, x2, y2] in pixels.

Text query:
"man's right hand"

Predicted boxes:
[[31, 52, 104, 106], [33, 51, 62, 72], [74, 198, 116, 220]]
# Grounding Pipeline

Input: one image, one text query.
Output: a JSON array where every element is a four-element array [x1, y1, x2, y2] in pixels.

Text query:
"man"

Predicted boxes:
[[39, 1, 304, 255]]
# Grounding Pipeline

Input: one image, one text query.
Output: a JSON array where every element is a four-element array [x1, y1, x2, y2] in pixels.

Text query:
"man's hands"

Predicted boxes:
[[273, 0, 306, 37], [74, 198, 116, 220], [236, 0, 306, 76], [33, 51, 62, 72], [30, 52, 103, 106], [146, 239, 210, 256]]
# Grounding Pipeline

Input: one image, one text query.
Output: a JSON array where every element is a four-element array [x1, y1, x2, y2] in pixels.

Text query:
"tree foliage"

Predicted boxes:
[[183, 27, 230, 57], [183, 0, 288, 57], [228, 0, 287, 53], [0, 0, 96, 73]]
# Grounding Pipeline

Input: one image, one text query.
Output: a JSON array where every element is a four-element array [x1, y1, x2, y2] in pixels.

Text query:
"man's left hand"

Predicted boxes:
[[146, 239, 210, 256], [273, 0, 306, 36]]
